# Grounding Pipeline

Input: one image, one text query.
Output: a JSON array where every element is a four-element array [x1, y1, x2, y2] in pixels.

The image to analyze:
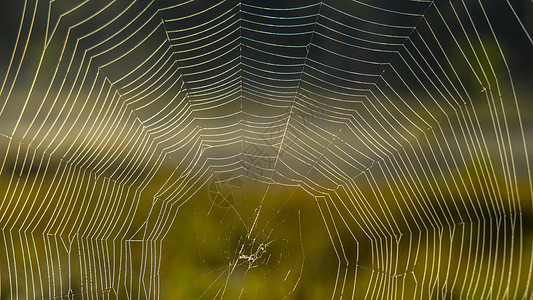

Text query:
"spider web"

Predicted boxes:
[[0, 0, 532, 298]]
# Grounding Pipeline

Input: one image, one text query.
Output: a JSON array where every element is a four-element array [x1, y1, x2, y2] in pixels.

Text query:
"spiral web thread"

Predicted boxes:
[[0, 0, 532, 298]]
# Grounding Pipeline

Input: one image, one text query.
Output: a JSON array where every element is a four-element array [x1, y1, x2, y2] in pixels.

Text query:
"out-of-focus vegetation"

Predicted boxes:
[[1, 0, 533, 299]]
